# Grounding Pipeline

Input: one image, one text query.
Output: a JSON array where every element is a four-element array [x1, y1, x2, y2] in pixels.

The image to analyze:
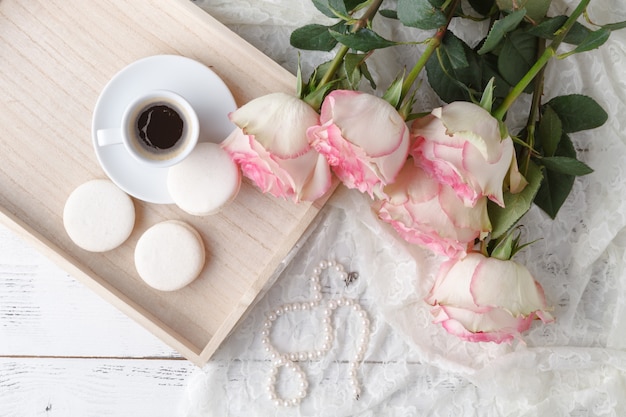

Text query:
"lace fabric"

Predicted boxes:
[[183, 1, 626, 415]]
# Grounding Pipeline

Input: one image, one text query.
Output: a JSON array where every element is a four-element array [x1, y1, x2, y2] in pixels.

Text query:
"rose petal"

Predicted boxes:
[[439, 101, 502, 163], [425, 254, 485, 311], [436, 305, 533, 344], [322, 90, 407, 157], [230, 92, 318, 159], [470, 257, 550, 317]]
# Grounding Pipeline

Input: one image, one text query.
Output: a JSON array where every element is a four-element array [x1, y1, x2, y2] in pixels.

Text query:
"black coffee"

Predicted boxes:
[[136, 104, 184, 150]]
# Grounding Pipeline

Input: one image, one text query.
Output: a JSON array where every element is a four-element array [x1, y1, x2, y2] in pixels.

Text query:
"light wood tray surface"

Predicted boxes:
[[0, 0, 330, 365]]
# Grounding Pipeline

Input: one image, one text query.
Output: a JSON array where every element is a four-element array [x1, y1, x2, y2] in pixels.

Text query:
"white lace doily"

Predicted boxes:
[[182, 1, 626, 415]]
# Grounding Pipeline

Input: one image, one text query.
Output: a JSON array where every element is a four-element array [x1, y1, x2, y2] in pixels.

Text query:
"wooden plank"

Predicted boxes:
[[0, 357, 195, 417], [0, 224, 179, 358], [0, 0, 331, 364]]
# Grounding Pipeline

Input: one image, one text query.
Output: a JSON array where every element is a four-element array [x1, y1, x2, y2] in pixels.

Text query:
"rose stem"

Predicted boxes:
[[492, 0, 591, 121], [399, 0, 461, 105], [520, 37, 547, 176], [317, 0, 384, 89]]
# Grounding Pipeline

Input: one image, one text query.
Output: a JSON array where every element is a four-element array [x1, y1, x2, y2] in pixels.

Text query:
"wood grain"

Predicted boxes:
[[0, 357, 196, 417], [0, 0, 332, 365]]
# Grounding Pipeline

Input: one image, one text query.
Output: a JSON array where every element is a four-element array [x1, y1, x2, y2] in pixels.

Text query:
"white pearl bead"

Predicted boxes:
[[275, 307, 283, 316], [261, 329, 269, 337], [344, 298, 354, 306], [335, 264, 344, 272], [268, 313, 277, 321], [313, 267, 321, 275], [313, 293, 322, 301], [339, 271, 348, 281], [319, 260, 327, 269], [327, 300, 337, 309]]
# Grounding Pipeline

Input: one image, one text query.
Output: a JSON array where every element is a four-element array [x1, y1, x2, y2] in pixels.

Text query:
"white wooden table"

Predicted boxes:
[[0, 223, 198, 416], [0, 2, 305, 415]]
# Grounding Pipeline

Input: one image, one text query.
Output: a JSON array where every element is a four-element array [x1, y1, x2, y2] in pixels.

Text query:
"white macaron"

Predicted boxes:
[[167, 142, 241, 216]]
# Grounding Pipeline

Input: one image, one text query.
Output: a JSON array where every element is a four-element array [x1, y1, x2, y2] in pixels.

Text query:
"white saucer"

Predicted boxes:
[[92, 55, 237, 204]]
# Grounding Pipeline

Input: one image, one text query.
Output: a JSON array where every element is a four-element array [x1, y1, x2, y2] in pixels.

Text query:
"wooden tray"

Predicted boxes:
[[0, 0, 331, 366]]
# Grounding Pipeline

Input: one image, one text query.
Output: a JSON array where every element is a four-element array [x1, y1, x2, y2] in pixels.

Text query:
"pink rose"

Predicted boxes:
[[410, 101, 516, 207], [373, 161, 491, 258], [307, 90, 410, 198], [222, 93, 332, 202], [425, 253, 554, 343]]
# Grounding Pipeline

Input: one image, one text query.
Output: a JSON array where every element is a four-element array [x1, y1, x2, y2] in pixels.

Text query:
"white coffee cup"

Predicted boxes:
[[97, 90, 199, 168]]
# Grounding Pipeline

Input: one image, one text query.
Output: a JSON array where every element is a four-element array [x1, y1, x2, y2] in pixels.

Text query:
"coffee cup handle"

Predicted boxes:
[[96, 128, 124, 147]]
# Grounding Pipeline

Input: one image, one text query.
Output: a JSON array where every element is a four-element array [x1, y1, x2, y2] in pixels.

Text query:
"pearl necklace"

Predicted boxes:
[[261, 259, 371, 407]]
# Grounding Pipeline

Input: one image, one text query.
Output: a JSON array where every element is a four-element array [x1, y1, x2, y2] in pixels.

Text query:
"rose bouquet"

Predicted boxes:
[[222, 0, 625, 343]]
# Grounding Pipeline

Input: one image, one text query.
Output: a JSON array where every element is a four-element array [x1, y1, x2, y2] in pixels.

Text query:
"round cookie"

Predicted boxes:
[[167, 142, 241, 215], [63, 179, 135, 252], [134, 220, 205, 291]]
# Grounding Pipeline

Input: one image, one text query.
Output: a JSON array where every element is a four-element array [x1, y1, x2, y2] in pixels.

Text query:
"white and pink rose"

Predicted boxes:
[[221, 92, 332, 202], [307, 90, 410, 198], [425, 252, 554, 343], [374, 161, 491, 258], [410, 101, 525, 208]]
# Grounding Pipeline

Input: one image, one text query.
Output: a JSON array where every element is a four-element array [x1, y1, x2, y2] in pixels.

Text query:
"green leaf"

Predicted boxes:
[[537, 106, 562, 156], [564, 28, 611, 56], [480, 77, 496, 112], [478, 9, 527, 55], [497, 28, 538, 91], [527, 16, 592, 45], [488, 161, 543, 239], [379, 9, 398, 19], [382, 73, 404, 107], [533, 134, 576, 218], [545, 94, 608, 133], [360, 60, 376, 89], [496, 0, 551, 22], [312, 0, 340, 18], [468, 0, 495, 16], [344, 0, 368, 12], [603, 20, 626, 31], [441, 30, 469, 69], [397, 0, 447, 30], [290, 23, 341, 51], [425, 32, 482, 103], [312, 0, 355, 18], [540, 156, 593, 176], [343, 53, 371, 90], [329, 28, 397, 51]]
